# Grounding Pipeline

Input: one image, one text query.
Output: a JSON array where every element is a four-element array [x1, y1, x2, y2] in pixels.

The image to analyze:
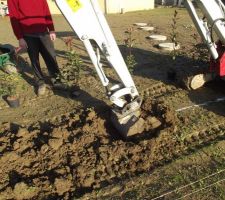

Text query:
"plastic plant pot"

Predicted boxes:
[[6, 95, 20, 108]]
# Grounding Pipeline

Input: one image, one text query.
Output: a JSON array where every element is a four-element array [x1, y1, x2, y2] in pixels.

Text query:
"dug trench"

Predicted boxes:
[[0, 95, 225, 199]]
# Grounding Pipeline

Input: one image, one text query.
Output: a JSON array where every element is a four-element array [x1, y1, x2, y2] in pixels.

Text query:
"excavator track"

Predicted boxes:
[[182, 122, 225, 146], [139, 81, 182, 98]]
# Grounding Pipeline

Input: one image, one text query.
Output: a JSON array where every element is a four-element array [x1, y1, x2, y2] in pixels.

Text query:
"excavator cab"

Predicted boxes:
[[182, 0, 225, 89]]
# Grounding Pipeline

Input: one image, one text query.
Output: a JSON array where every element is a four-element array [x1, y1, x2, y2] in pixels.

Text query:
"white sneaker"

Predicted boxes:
[[37, 84, 47, 96]]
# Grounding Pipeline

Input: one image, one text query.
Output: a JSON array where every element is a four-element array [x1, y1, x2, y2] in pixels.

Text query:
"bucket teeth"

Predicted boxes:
[[111, 110, 145, 138]]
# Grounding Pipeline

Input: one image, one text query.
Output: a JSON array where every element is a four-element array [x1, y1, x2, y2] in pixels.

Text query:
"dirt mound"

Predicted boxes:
[[1, 96, 224, 199], [0, 98, 178, 199]]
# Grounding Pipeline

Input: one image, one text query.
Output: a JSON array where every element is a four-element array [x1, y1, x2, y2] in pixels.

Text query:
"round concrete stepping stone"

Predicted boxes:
[[133, 23, 148, 26], [158, 42, 180, 51], [139, 26, 154, 31], [147, 34, 167, 41]]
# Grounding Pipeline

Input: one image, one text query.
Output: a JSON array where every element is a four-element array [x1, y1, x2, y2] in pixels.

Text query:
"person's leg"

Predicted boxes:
[[39, 34, 60, 79], [24, 36, 45, 83], [24, 36, 46, 95]]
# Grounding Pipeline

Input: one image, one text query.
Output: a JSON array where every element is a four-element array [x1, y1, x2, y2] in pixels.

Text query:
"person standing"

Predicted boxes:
[[7, 0, 62, 95]]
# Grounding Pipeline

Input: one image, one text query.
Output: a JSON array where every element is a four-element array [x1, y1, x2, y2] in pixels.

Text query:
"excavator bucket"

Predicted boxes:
[[110, 96, 144, 138], [111, 110, 145, 138]]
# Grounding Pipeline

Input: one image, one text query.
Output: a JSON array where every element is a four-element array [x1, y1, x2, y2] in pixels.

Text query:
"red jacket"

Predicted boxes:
[[7, 0, 55, 40]]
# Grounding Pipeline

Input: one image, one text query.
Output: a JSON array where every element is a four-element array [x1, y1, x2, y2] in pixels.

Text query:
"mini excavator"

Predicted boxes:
[[55, 0, 225, 137]]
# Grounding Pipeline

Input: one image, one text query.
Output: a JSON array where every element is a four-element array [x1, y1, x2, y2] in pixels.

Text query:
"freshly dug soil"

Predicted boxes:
[[1, 95, 225, 199], [0, 98, 178, 199]]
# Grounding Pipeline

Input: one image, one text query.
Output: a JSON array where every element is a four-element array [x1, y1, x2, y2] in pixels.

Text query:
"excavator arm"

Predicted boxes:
[[55, 0, 142, 137]]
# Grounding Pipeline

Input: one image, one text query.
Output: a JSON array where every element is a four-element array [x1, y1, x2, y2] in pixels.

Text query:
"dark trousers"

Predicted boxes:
[[24, 34, 60, 85]]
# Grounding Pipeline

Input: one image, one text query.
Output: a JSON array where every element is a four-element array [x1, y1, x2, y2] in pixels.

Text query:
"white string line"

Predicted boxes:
[[150, 168, 225, 200], [175, 178, 225, 200], [176, 97, 225, 112]]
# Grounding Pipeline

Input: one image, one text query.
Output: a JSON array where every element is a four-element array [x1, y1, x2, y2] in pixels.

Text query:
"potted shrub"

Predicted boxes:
[[0, 71, 21, 108], [5, 83, 20, 108], [57, 47, 84, 98]]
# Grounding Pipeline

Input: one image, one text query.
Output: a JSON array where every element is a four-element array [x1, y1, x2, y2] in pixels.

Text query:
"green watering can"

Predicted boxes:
[[0, 46, 17, 74]]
